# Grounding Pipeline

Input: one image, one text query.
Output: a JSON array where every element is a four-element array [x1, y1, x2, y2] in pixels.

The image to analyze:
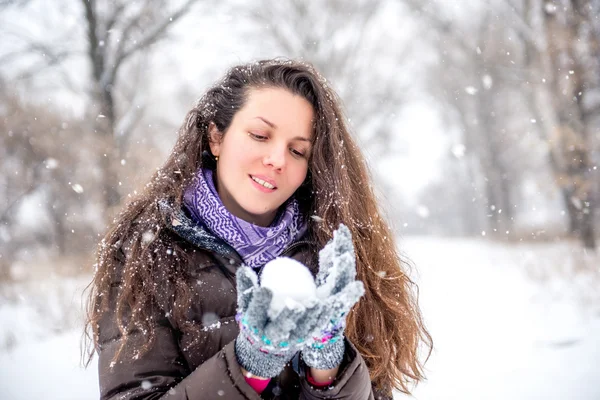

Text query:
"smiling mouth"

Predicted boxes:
[[250, 175, 277, 190]]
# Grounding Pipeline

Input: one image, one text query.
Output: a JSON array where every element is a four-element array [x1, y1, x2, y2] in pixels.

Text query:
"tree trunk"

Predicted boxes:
[[542, 1, 597, 249], [95, 88, 121, 213]]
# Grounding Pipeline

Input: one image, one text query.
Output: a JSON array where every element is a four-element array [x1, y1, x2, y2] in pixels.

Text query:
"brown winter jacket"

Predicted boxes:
[[97, 201, 380, 400]]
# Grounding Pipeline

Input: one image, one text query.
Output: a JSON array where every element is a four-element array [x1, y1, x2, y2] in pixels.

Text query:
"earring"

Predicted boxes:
[[215, 156, 219, 162]]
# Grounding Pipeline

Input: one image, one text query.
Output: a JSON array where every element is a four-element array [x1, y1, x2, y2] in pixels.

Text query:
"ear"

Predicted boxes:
[[208, 122, 221, 157]]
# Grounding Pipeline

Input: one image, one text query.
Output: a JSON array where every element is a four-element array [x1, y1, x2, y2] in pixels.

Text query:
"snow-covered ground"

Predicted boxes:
[[0, 237, 598, 399], [405, 237, 600, 400]]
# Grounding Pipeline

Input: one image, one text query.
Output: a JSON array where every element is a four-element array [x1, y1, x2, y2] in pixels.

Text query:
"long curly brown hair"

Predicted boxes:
[[83, 59, 432, 395]]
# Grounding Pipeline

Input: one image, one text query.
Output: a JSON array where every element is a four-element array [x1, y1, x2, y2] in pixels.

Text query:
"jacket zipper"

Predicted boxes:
[[280, 240, 313, 257]]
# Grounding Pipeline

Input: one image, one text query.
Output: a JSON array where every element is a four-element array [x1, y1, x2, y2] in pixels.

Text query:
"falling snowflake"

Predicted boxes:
[[482, 75, 493, 89], [416, 205, 430, 218], [71, 184, 84, 194], [141, 231, 155, 245], [544, 2, 557, 13], [45, 158, 59, 169], [465, 86, 478, 95], [452, 144, 466, 158]]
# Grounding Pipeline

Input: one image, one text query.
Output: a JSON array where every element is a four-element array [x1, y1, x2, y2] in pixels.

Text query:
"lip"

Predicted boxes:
[[249, 175, 277, 193], [249, 174, 277, 189]]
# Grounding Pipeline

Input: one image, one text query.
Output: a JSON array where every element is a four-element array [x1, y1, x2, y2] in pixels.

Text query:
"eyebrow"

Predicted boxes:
[[256, 116, 277, 129], [254, 116, 311, 143]]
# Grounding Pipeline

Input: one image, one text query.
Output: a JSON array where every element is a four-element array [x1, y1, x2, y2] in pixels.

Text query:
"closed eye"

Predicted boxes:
[[249, 132, 268, 141], [290, 148, 306, 158]]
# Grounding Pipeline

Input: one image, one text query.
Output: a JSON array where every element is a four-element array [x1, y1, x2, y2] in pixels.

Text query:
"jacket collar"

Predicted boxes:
[[157, 198, 316, 271], [158, 198, 241, 262]]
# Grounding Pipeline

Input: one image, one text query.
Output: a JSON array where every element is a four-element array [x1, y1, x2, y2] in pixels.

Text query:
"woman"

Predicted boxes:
[[84, 59, 431, 399]]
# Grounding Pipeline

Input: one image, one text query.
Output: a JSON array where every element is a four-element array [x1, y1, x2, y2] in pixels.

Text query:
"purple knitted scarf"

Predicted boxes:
[[183, 168, 307, 268]]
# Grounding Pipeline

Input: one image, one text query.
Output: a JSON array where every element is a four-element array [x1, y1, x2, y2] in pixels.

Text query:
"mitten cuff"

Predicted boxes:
[[234, 334, 293, 378], [302, 337, 345, 370]]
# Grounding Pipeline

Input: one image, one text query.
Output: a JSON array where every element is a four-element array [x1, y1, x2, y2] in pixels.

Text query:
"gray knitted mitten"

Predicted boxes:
[[235, 266, 319, 378], [302, 224, 365, 370]]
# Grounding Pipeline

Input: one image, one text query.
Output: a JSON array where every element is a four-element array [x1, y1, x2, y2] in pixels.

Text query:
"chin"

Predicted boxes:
[[247, 207, 278, 218], [237, 201, 271, 214]]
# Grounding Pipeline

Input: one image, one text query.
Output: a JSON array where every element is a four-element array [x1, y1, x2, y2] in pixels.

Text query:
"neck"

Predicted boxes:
[[214, 182, 277, 227]]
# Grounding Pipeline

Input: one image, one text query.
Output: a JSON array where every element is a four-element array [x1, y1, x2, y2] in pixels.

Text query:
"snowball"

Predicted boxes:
[[260, 257, 317, 318]]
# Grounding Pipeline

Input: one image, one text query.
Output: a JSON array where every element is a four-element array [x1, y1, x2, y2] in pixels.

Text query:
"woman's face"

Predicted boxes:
[[209, 87, 314, 226]]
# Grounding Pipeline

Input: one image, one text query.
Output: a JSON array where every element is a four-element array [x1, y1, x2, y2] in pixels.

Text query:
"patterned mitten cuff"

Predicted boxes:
[[302, 337, 345, 370], [235, 333, 294, 378]]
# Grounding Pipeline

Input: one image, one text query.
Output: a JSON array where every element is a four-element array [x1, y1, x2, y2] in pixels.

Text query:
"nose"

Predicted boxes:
[[263, 145, 286, 171]]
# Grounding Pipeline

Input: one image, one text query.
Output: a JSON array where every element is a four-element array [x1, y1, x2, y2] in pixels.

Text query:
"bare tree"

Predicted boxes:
[[509, 0, 599, 248], [401, 1, 527, 238], [78, 0, 200, 214], [0, 1, 204, 277], [0, 0, 201, 219], [402, 0, 599, 248], [540, 0, 599, 249], [0, 91, 98, 278]]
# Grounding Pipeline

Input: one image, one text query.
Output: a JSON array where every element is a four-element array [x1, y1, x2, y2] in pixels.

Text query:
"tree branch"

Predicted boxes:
[[109, 0, 198, 83], [0, 179, 42, 224], [401, 0, 477, 54], [0, 0, 32, 8], [486, 0, 544, 53], [104, 2, 126, 37], [81, 0, 103, 81]]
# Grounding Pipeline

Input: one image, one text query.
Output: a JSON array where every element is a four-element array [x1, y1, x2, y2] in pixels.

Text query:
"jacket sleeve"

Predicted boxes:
[[297, 338, 374, 400], [98, 320, 262, 400], [97, 263, 261, 399]]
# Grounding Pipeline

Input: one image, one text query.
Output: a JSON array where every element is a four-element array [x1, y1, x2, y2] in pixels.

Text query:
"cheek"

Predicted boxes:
[[223, 143, 252, 169], [290, 165, 308, 189], [229, 140, 259, 162]]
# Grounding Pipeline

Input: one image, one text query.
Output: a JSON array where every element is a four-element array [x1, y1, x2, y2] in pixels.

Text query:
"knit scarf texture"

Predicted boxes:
[[183, 168, 307, 268]]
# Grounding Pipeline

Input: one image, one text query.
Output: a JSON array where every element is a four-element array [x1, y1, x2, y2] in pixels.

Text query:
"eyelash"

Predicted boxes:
[[249, 133, 268, 141], [249, 133, 306, 158]]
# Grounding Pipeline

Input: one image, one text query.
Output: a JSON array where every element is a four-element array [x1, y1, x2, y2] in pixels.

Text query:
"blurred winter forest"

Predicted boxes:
[[1, 0, 599, 276], [1, 1, 600, 399]]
